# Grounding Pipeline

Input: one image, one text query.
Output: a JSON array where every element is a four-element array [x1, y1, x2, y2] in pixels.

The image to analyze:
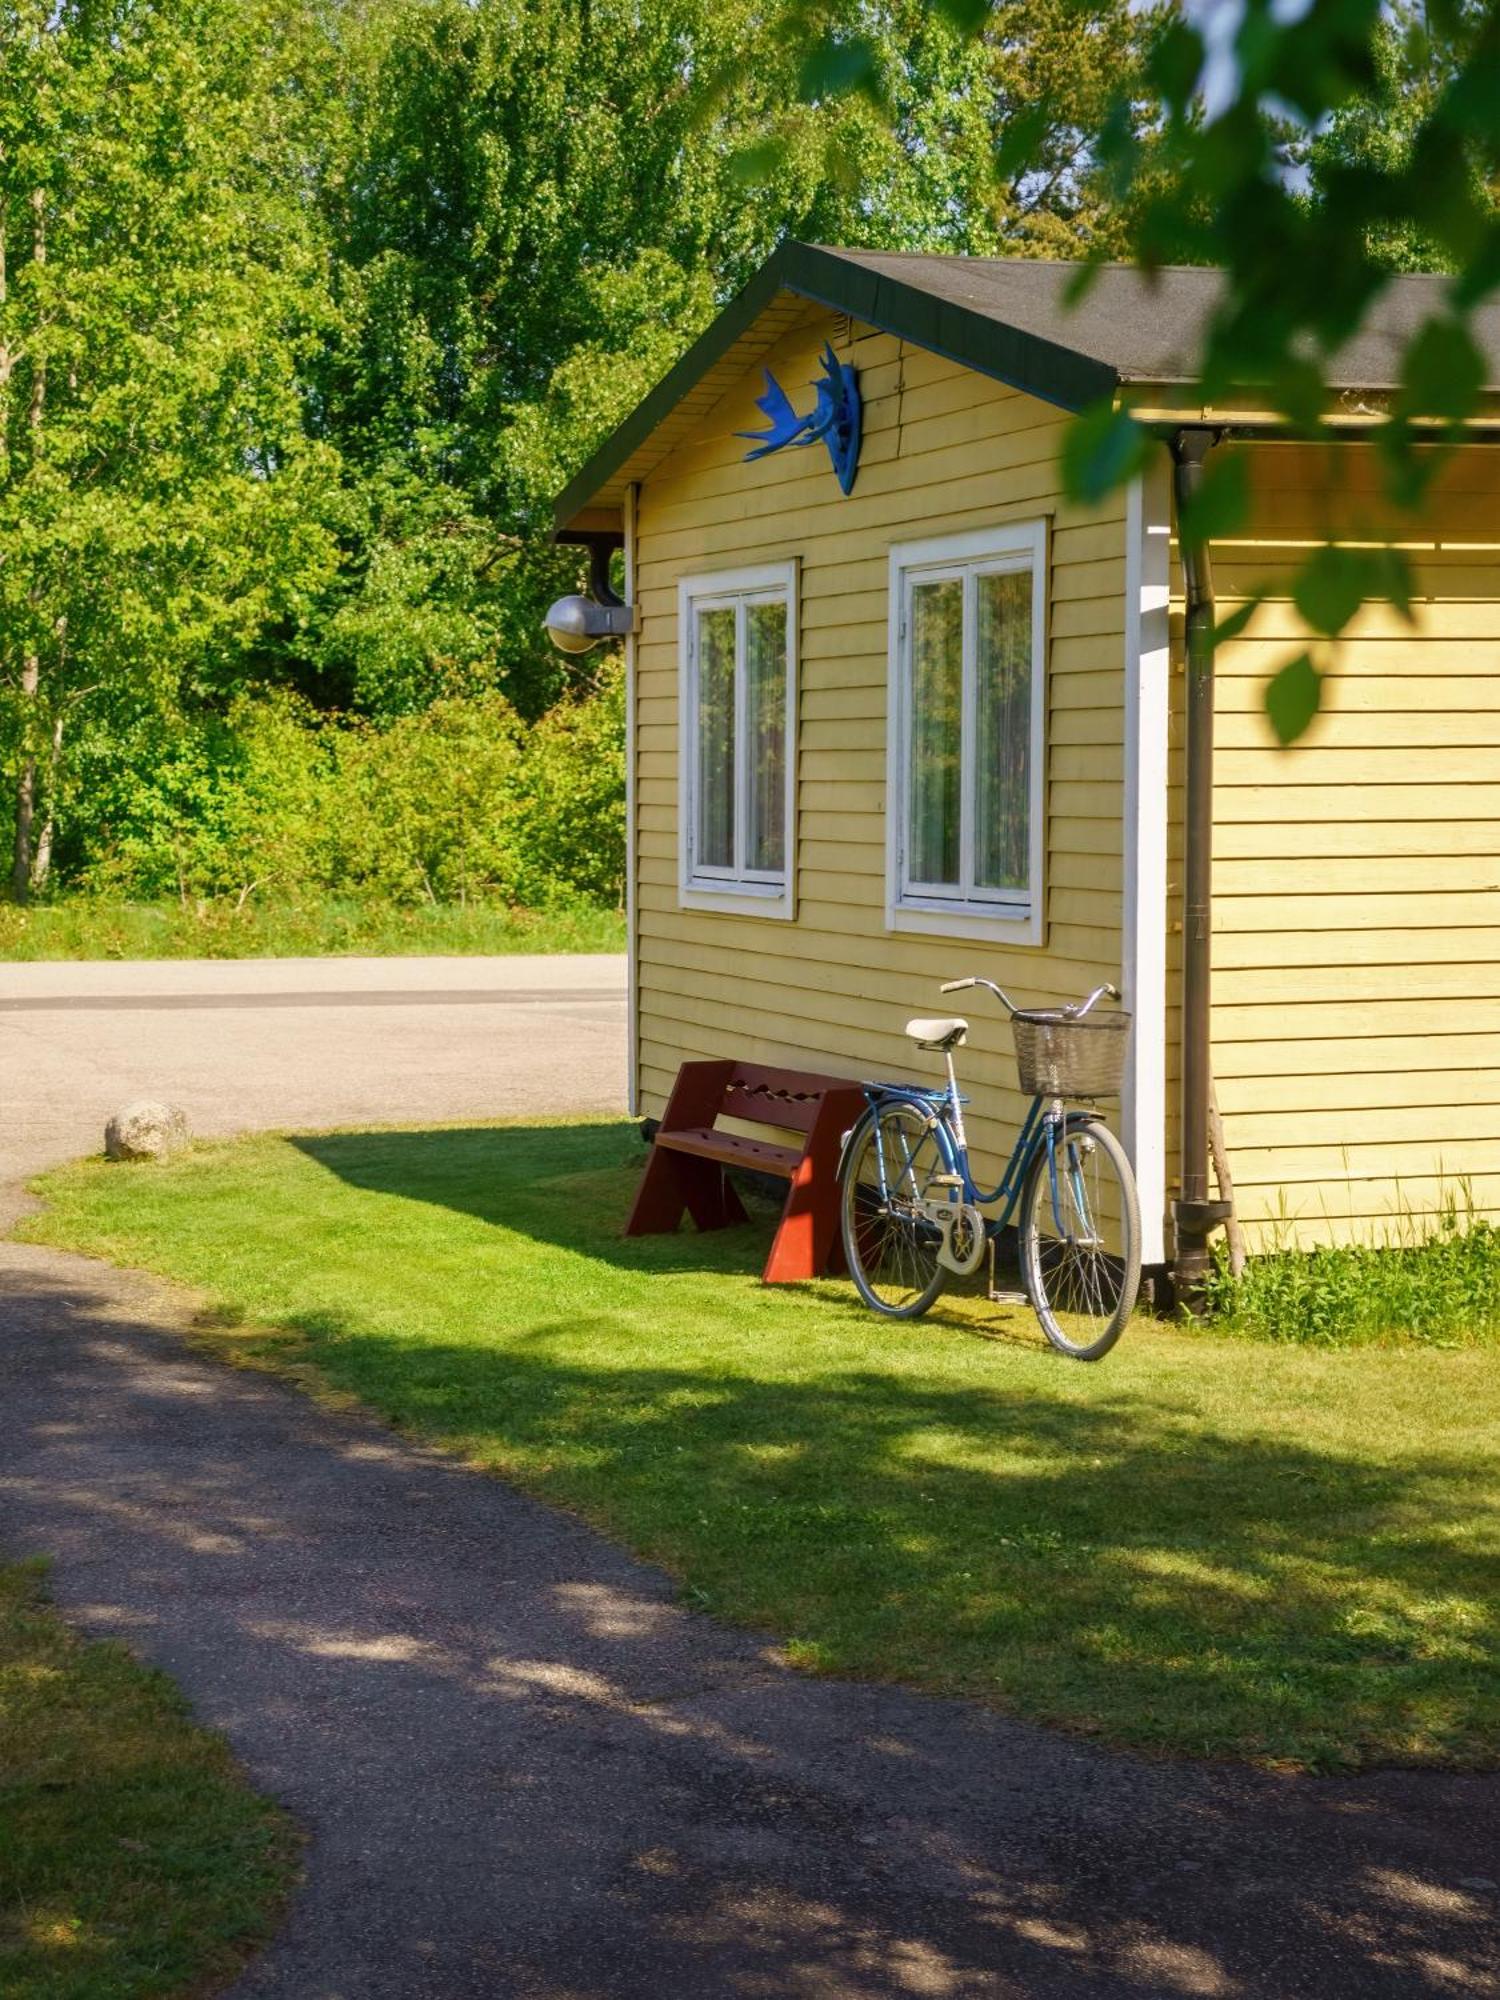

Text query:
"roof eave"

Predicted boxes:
[[552, 241, 1120, 534]]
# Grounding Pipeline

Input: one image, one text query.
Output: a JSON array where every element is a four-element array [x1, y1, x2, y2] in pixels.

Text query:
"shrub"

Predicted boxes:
[[329, 694, 529, 905], [73, 693, 335, 905], [64, 673, 625, 914], [506, 663, 625, 907]]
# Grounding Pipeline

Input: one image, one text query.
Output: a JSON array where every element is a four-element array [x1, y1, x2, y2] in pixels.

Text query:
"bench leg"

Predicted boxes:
[[626, 1060, 745, 1239], [626, 1145, 749, 1237], [762, 1088, 864, 1283]]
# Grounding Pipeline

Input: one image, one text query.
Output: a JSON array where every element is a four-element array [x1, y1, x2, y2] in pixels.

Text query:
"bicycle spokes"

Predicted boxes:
[[1024, 1122, 1138, 1355], [841, 1103, 949, 1317]]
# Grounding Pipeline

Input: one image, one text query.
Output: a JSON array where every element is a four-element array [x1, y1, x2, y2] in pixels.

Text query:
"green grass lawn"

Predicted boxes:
[[0, 896, 624, 961], [0, 1561, 295, 2000], [25, 1119, 1500, 1773]]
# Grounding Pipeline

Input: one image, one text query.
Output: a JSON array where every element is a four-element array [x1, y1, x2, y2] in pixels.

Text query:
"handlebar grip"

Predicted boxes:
[[940, 978, 975, 994]]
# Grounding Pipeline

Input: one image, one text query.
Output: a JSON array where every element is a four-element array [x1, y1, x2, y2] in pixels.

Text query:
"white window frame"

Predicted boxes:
[[885, 520, 1048, 947], [678, 559, 798, 920]]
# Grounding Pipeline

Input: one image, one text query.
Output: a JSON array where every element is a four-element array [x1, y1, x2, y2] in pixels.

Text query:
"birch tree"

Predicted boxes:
[[0, 0, 340, 897]]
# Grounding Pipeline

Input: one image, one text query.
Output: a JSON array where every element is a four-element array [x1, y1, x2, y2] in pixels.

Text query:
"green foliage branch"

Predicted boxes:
[[785, 0, 1500, 742]]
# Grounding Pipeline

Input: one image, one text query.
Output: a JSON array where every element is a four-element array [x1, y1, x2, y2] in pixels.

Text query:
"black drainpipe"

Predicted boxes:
[[1171, 427, 1232, 1305]]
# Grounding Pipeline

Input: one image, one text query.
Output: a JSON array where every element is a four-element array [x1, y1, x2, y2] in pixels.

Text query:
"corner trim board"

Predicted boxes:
[[1121, 459, 1171, 1267], [624, 482, 641, 1117]]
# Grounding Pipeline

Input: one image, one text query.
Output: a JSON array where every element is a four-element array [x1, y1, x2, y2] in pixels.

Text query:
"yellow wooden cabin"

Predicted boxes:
[[551, 244, 1500, 1296]]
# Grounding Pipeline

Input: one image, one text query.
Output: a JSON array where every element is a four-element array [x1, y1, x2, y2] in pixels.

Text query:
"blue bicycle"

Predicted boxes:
[[838, 977, 1141, 1361]]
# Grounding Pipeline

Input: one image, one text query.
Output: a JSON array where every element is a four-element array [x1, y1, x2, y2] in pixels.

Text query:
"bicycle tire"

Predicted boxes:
[[840, 1102, 949, 1319], [1018, 1118, 1141, 1361]]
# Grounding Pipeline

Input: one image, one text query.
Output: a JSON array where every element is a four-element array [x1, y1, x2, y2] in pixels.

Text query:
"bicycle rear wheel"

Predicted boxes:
[[1018, 1118, 1140, 1360], [840, 1102, 948, 1318]]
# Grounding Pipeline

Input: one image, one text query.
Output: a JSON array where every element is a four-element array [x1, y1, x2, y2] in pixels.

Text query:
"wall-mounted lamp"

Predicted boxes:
[[545, 530, 638, 656]]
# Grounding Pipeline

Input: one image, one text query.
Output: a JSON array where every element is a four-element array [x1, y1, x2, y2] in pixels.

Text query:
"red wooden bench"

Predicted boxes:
[[625, 1059, 867, 1283]]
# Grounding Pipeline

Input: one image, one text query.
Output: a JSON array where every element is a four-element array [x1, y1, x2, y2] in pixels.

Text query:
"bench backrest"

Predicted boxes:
[[719, 1062, 859, 1137]]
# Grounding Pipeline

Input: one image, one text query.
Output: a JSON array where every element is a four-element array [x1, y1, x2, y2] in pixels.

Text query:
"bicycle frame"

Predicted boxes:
[[853, 1074, 1103, 1238]]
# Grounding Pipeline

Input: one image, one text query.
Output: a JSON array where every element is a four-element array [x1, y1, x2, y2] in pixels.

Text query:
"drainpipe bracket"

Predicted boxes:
[[1173, 1197, 1234, 1233]]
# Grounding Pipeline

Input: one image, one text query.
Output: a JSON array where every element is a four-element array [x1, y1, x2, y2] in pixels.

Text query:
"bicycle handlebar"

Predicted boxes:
[[938, 976, 1121, 1019]]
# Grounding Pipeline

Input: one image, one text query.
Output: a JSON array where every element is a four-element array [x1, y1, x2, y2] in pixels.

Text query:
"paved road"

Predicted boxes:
[[1, 957, 1497, 1999], [0, 954, 626, 1207]]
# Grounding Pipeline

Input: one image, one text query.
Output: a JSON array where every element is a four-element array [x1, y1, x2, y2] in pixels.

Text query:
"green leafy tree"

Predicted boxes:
[[0, 0, 342, 897], [1298, 2, 1500, 275], [310, 0, 1168, 722]]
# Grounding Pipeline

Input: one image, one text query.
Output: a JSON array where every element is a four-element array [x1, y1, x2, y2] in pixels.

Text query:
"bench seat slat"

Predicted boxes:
[[654, 1127, 802, 1178]]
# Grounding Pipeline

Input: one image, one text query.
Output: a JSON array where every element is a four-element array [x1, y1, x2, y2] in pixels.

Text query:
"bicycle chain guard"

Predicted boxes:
[[930, 1199, 987, 1277]]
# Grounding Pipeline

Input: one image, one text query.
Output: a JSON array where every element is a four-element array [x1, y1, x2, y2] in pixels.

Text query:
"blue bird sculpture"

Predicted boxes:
[[738, 342, 862, 495]]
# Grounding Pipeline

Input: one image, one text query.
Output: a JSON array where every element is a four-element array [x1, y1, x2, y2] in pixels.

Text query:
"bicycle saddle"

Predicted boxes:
[[905, 1016, 968, 1050]]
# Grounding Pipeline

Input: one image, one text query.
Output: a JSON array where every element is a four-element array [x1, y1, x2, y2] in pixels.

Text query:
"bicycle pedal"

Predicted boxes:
[[987, 1287, 1028, 1306], [930, 1174, 964, 1188]]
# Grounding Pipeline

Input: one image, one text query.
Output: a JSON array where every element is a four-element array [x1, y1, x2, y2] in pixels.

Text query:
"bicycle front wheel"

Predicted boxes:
[[1019, 1118, 1140, 1361], [840, 1102, 949, 1318]]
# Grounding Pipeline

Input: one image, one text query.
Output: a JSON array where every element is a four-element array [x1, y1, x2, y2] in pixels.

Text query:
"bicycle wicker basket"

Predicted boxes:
[[1011, 1009, 1131, 1098]]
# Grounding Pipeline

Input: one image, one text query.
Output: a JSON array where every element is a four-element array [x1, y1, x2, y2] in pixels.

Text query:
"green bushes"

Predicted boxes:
[[1202, 1191, 1500, 1346], [65, 671, 624, 916]]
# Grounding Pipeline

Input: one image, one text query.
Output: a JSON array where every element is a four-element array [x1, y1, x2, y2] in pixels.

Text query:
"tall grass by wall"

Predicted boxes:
[[1202, 1186, 1500, 1346]]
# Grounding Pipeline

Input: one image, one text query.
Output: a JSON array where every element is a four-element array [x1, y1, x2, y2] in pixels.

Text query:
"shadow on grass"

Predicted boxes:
[[4, 1253, 1499, 1998], [291, 1118, 1009, 1314], [270, 1123, 1500, 1771]]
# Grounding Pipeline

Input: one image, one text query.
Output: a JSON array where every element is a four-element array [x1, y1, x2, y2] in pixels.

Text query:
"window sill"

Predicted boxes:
[[887, 898, 1043, 948], [680, 881, 796, 922]]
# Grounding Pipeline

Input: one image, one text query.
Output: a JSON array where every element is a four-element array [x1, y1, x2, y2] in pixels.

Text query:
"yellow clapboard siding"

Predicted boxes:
[[1202, 1137, 1500, 1188], [1217, 1067, 1500, 1116], [637, 905, 1118, 992], [1217, 708, 1500, 751], [638, 451, 1115, 551], [1215, 889, 1499, 932], [636, 927, 1099, 1007], [631, 321, 1500, 1249], [1216, 818, 1500, 860], [1214, 990, 1500, 1034], [640, 392, 1080, 511], [793, 835, 1120, 882], [1211, 448, 1500, 1242], [1217, 638, 1500, 675], [1206, 601, 1500, 641], [1214, 747, 1499, 785], [1216, 782, 1500, 823], [1223, 1099, 1500, 1148], [1214, 1031, 1500, 1080], [1217, 674, 1500, 713], [1215, 559, 1500, 600], [1215, 926, 1500, 970], [1232, 1198, 1499, 1247], [1213, 853, 1500, 895]]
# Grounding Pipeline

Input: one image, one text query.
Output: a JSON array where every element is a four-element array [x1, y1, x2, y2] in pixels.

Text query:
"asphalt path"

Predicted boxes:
[[0, 956, 1495, 1998]]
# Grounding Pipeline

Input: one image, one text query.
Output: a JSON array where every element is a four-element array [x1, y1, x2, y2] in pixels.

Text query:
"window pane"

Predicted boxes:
[[974, 568, 1031, 892], [695, 604, 736, 870], [908, 577, 963, 886], [745, 597, 787, 873]]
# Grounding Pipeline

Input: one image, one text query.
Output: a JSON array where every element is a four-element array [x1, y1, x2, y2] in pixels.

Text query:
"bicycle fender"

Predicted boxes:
[[838, 1090, 961, 1180], [1014, 1105, 1107, 1179]]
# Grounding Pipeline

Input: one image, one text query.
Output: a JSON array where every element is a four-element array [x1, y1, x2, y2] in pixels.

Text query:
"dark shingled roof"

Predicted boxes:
[[554, 241, 1500, 530]]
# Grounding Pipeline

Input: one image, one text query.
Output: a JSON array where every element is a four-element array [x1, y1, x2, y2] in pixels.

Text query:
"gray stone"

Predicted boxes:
[[104, 1099, 188, 1162]]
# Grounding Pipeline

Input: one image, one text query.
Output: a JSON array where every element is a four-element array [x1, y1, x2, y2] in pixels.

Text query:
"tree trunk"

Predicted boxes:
[[10, 194, 49, 903], [11, 653, 38, 902], [29, 704, 65, 896], [1208, 1082, 1247, 1279]]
